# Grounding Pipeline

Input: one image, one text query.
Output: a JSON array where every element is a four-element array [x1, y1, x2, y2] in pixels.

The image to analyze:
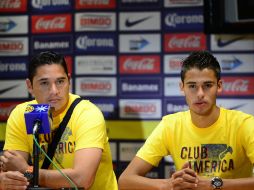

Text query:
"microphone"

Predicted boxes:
[[24, 104, 52, 135]]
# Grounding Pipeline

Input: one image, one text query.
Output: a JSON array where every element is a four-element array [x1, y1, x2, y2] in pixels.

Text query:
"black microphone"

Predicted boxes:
[[24, 104, 52, 135]]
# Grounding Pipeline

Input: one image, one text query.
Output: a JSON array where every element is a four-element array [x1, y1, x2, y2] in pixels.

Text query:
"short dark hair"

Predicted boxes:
[[28, 51, 69, 82], [180, 51, 221, 82]]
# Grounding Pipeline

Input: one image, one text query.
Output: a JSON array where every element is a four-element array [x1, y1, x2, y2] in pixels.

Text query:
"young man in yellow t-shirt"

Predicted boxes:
[[0, 51, 117, 190], [118, 51, 254, 190]]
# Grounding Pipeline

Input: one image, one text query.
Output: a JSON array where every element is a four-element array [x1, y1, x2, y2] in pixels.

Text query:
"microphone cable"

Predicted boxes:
[[33, 135, 79, 190]]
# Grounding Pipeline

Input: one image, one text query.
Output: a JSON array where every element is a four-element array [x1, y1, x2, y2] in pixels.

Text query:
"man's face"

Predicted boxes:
[[26, 64, 70, 113], [180, 68, 222, 116]]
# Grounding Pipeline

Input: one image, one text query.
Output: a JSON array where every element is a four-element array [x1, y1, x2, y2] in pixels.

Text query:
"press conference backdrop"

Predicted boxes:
[[0, 0, 254, 178]]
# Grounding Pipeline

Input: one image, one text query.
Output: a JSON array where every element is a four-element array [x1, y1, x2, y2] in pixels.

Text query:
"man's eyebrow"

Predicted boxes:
[[185, 81, 215, 84], [37, 77, 67, 82]]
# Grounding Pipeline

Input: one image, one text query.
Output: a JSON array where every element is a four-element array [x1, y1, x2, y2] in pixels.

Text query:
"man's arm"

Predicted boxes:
[[2, 148, 102, 189], [39, 147, 102, 189], [118, 156, 197, 190]]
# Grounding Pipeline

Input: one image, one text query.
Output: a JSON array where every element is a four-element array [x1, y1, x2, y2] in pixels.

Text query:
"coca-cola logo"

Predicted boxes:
[[36, 17, 66, 30], [124, 58, 155, 71], [169, 36, 201, 48], [223, 79, 249, 92]]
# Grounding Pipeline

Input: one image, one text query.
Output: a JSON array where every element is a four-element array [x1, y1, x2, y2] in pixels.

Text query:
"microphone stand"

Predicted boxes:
[[29, 120, 82, 190], [28, 121, 51, 190]]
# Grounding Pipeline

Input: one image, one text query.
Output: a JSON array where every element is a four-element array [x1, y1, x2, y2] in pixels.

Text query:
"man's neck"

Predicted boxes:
[[52, 99, 69, 117], [190, 106, 220, 128]]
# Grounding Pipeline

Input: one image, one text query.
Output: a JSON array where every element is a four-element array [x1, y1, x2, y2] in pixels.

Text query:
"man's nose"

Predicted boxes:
[[197, 86, 205, 98], [49, 83, 59, 94]]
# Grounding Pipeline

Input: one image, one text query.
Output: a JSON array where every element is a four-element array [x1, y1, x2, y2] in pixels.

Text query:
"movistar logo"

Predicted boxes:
[[0, 20, 16, 32], [221, 57, 242, 70], [129, 37, 149, 50]]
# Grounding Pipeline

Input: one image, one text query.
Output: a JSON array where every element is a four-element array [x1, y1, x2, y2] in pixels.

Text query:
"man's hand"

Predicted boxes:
[[0, 151, 29, 173], [0, 171, 29, 190], [168, 162, 198, 190]]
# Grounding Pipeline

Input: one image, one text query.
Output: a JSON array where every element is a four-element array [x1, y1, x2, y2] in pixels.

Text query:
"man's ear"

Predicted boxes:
[[179, 81, 184, 92], [179, 81, 185, 96], [26, 79, 34, 96], [217, 79, 223, 93]]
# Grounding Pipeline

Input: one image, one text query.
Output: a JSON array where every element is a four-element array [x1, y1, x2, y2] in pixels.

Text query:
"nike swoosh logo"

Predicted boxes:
[[217, 36, 245, 47], [0, 85, 19, 95], [125, 16, 152, 27]]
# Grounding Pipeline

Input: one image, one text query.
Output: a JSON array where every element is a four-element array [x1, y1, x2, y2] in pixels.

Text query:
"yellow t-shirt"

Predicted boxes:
[[137, 107, 254, 178], [4, 93, 117, 190]]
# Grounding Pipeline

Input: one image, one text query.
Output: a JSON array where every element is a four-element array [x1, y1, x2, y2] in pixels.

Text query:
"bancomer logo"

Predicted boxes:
[[119, 99, 161, 119]]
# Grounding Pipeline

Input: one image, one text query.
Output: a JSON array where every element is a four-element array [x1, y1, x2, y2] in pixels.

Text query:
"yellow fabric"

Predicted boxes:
[[4, 93, 117, 190], [137, 107, 254, 178]]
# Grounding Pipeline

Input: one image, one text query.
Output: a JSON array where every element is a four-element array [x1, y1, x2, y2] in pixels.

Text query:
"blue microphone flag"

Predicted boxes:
[[24, 104, 51, 134]]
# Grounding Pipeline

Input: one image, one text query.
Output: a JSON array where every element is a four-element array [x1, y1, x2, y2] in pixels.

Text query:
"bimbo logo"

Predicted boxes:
[[124, 103, 156, 114], [81, 80, 112, 92], [0, 41, 23, 52], [80, 15, 112, 28]]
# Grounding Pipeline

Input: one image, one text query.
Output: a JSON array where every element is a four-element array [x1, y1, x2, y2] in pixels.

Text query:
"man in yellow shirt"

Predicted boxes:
[[1, 51, 117, 190], [118, 51, 254, 190]]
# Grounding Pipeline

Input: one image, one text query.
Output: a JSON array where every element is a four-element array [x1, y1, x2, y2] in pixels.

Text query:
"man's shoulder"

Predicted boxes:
[[12, 100, 36, 112], [221, 107, 252, 117], [69, 94, 101, 113]]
